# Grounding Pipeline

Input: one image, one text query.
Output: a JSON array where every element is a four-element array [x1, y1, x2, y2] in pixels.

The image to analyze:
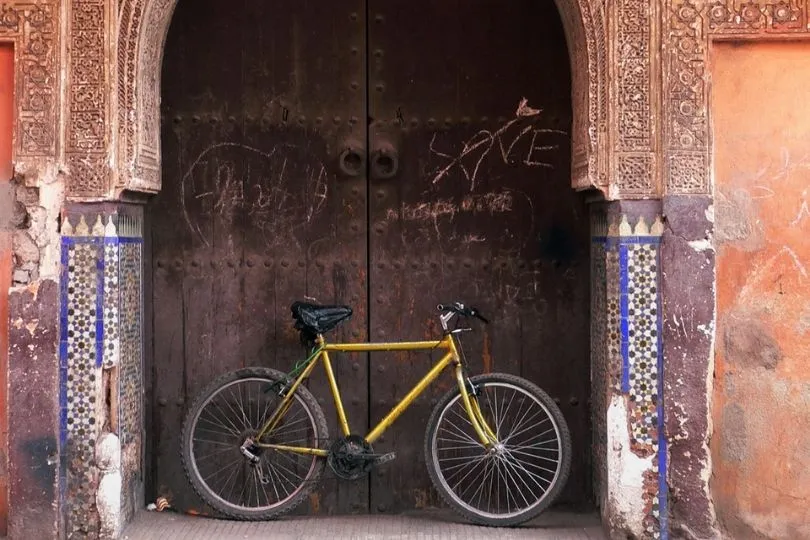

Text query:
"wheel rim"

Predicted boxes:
[[431, 381, 563, 520], [188, 376, 320, 512]]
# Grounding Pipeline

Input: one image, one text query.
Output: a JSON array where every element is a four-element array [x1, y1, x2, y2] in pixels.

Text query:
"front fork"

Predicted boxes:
[[449, 332, 499, 447]]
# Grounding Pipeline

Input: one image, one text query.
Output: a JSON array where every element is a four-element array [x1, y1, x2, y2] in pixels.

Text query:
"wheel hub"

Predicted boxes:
[[487, 442, 506, 456], [240, 436, 262, 463]]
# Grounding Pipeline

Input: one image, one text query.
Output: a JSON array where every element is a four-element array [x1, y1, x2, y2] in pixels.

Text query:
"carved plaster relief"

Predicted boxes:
[[117, 0, 176, 194], [0, 1, 59, 160], [612, 0, 659, 197], [66, 0, 111, 197]]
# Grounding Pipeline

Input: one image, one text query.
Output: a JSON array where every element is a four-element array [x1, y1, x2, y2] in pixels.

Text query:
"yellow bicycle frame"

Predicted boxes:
[[254, 333, 498, 457]]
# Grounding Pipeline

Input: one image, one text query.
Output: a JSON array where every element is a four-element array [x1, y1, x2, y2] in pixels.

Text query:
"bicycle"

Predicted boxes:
[[181, 301, 572, 527]]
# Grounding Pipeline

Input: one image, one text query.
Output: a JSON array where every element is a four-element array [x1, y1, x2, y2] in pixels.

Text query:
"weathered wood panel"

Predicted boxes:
[[150, 0, 591, 515], [366, 0, 591, 510]]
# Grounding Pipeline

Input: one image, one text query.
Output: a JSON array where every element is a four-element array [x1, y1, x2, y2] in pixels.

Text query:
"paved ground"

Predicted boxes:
[[122, 509, 605, 539]]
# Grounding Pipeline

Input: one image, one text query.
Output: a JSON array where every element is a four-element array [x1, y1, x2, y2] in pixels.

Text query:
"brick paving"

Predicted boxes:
[[122, 509, 605, 539]]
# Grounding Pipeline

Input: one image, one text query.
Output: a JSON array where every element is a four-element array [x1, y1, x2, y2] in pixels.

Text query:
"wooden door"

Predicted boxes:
[[149, 0, 591, 514], [151, 0, 370, 514], [365, 0, 591, 511]]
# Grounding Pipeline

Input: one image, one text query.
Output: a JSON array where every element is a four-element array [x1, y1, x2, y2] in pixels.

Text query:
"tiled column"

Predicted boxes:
[[60, 205, 144, 538], [591, 201, 668, 539]]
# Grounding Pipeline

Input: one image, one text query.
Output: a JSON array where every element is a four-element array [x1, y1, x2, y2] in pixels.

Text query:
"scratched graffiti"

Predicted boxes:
[[180, 142, 331, 248], [428, 98, 567, 191], [385, 190, 513, 223]]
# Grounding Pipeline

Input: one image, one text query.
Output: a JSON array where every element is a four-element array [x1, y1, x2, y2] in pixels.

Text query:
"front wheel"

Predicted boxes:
[[424, 373, 571, 527]]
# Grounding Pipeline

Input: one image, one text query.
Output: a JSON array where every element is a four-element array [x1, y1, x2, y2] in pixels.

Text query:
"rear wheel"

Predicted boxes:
[[424, 373, 571, 527], [181, 367, 328, 520]]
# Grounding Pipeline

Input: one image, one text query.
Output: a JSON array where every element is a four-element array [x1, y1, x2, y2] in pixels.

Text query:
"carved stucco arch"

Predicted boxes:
[[115, 0, 608, 196]]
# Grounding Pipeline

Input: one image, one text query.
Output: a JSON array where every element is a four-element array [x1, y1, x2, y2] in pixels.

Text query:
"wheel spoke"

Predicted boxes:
[[497, 455, 534, 507], [439, 420, 482, 447], [503, 422, 555, 446], [202, 400, 243, 436], [444, 454, 489, 485], [507, 447, 561, 465]]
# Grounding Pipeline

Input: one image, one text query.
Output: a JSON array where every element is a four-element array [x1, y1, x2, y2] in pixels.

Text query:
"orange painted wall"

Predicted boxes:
[[711, 41, 810, 539], [0, 43, 13, 536]]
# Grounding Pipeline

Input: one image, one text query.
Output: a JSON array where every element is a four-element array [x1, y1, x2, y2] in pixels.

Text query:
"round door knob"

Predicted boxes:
[[339, 146, 365, 177], [371, 147, 399, 179]]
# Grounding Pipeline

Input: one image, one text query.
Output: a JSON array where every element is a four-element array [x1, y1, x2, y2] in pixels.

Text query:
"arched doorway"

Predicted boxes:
[[146, 0, 592, 516]]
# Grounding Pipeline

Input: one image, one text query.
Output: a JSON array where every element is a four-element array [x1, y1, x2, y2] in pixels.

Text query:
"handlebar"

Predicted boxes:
[[437, 302, 490, 324]]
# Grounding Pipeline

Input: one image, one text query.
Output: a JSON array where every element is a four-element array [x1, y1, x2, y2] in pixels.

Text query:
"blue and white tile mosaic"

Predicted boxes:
[[119, 239, 143, 523], [60, 210, 144, 537], [119, 241, 142, 447], [594, 213, 667, 539], [61, 232, 103, 537], [103, 232, 120, 370]]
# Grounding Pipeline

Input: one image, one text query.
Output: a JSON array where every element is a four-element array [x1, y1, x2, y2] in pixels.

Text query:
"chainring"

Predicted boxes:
[[327, 435, 375, 480]]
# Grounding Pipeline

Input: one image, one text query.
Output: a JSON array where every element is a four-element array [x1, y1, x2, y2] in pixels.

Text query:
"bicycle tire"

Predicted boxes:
[[424, 372, 571, 527], [181, 367, 328, 520]]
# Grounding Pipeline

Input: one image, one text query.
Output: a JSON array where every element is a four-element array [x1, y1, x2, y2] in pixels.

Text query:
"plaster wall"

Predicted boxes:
[[711, 40, 810, 540]]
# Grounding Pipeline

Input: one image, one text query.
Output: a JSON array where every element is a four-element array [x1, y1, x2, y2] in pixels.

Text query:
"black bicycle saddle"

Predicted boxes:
[[291, 301, 353, 336]]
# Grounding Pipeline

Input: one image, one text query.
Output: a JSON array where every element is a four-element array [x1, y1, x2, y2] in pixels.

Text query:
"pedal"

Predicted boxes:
[[373, 452, 396, 466]]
